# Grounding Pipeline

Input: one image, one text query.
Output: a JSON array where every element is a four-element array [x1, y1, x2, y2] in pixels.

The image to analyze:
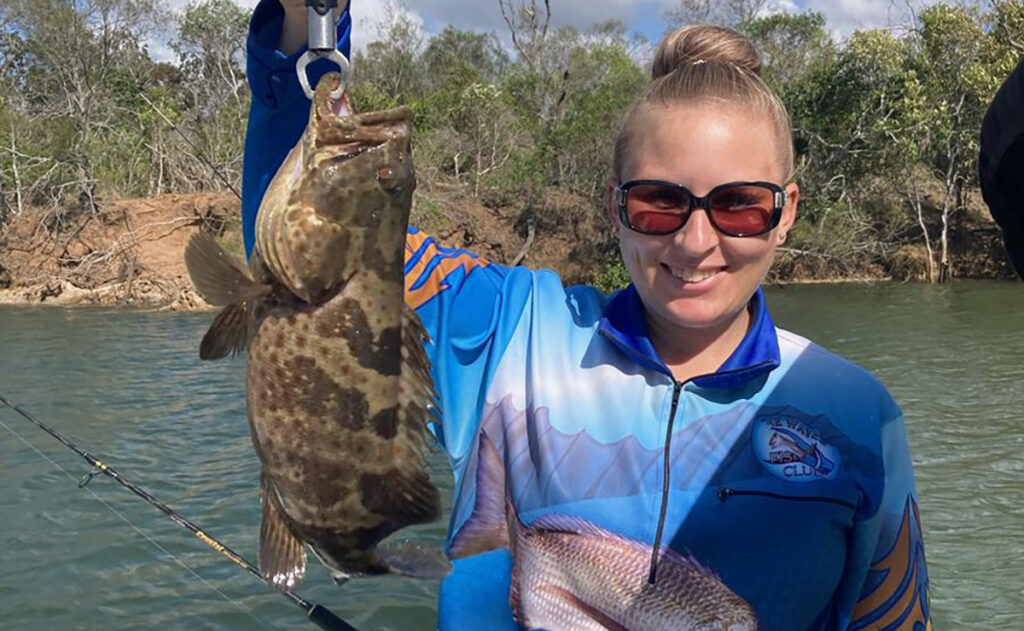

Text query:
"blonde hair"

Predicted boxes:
[[613, 24, 794, 181]]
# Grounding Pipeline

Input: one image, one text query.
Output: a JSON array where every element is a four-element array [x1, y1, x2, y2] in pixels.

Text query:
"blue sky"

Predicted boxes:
[[158, 0, 934, 61]]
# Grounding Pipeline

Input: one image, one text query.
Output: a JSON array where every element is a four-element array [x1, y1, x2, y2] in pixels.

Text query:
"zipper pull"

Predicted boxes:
[[717, 487, 734, 502]]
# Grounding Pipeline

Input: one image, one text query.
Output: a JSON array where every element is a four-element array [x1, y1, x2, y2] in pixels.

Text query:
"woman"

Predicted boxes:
[[244, 2, 931, 629]]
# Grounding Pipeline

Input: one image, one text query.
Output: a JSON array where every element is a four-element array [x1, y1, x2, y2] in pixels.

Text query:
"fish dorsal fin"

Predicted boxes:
[[449, 431, 510, 559], [199, 302, 251, 360], [184, 233, 269, 307], [527, 512, 614, 538], [259, 475, 307, 590]]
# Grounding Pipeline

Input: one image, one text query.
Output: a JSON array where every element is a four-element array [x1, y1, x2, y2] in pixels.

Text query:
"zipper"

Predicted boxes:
[[717, 487, 856, 511], [646, 381, 683, 585]]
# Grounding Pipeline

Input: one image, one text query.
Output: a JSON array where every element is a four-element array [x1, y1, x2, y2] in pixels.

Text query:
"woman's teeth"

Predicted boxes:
[[669, 267, 717, 283]]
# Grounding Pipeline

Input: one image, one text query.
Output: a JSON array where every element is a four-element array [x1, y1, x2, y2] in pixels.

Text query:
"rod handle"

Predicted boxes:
[[308, 604, 360, 631]]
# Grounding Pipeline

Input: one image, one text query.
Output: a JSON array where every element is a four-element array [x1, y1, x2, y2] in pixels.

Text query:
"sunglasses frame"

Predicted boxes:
[[615, 179, 787, 237]]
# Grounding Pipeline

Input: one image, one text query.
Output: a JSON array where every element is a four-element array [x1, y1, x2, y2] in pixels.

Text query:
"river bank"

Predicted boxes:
[[0, 190, 1016, 310]]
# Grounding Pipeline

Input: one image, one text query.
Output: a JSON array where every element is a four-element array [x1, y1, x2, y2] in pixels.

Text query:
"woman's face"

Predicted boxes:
[[608, 103, 798, 340]]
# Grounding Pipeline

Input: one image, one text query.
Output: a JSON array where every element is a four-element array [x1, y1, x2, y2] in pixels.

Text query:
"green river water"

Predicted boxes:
[[1, 281, 1022, 630]]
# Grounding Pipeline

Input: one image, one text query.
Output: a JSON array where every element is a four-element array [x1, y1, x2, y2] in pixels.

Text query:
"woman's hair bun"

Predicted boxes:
[[651, 24, 762, 79]]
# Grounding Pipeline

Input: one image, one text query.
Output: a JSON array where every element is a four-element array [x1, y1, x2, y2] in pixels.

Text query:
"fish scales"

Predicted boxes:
[[185, 72, 443, 588]]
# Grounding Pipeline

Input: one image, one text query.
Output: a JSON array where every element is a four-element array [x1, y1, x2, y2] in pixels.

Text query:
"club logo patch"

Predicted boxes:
[[753, 412, 839, 481]]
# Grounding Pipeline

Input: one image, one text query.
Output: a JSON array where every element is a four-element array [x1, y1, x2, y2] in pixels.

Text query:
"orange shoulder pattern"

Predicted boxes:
[[850, 497, 931, 631], [404, 230, 490, 310]]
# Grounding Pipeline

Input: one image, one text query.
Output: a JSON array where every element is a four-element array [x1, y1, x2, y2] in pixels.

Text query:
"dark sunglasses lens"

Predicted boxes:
[[626, 184, 691, 234], [708, 185, 777, 236]]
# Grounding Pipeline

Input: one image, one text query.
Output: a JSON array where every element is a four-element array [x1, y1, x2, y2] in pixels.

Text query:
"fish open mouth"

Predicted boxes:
[[310, 73, 414, 155], [314, 100, 410, 159]]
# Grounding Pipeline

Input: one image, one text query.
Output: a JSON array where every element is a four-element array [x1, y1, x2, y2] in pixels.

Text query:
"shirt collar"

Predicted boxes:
[[597, 284, 781, 388]]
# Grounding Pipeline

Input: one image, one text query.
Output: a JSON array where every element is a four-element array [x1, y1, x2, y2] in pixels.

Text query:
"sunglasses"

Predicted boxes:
[[615, 180, 786, 237]]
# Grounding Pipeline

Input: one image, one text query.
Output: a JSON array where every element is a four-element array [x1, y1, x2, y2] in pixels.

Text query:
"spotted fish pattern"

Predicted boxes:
[[185, 72, 442, 588]]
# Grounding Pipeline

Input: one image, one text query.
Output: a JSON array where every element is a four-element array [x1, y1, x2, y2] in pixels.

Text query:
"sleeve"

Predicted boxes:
[[242, 2, 535, 455], [402, 229, 533, 457], [242, 0, 352, 256], [834, 412, 932, 631]]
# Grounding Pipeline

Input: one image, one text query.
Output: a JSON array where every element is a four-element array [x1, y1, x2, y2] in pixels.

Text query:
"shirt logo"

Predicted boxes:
[[753, 412, 839, 481]]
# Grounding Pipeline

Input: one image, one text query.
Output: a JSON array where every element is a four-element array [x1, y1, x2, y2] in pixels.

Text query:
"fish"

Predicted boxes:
[[184, 72, 445, 588], [450, 430, 761, 631]]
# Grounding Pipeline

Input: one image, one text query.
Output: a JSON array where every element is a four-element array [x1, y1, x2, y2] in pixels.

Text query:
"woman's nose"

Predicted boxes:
[[673, 208, 718, 253]]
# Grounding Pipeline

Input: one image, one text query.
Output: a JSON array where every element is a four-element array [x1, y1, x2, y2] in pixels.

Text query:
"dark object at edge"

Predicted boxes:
[[980, 57, 1024, 279]]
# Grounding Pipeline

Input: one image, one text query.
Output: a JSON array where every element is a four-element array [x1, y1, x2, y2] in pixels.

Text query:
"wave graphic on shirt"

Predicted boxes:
[[460, 395, 757, 517]]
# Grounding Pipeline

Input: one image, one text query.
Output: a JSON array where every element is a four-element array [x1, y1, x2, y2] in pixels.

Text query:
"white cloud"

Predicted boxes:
[[763, 0, 800, 15], [803, 0, 948, 38]]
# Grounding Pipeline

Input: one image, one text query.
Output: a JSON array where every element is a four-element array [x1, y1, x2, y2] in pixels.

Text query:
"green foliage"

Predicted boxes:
[[746, 11, 832, 91], [0, 0, 1019, 281], [593, 255, 631, 294]]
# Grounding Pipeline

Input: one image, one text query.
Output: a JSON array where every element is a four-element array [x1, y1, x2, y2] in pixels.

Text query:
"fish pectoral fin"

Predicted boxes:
[[199, 302, 251, 360], [379, 540, 451, 579], [533, 585, 628, 631], [259, 477, 307, 591], [185, 232, 270, 307]]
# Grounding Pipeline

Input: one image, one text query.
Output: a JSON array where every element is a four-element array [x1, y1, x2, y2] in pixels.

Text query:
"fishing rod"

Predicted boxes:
[[0, 394, 360, 631]]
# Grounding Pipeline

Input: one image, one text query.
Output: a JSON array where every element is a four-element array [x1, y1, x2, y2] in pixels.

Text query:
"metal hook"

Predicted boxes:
[[296, 49, 350, 101]]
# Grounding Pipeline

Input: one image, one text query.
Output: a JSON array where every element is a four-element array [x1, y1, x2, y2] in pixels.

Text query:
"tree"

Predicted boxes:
[[167, 0, 251, 194], [351, 1, 426, 106], [909, 4, 997, 281], [0, 0, 157, 223], [745, 12, 832, 91], [421, 26, 508, 89]]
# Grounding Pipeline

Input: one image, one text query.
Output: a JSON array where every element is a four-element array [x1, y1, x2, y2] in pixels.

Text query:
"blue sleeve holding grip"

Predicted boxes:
[[242, 0, 353, 257]]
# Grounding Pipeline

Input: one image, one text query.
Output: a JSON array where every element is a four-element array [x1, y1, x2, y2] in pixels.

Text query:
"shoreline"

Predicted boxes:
[[0, 279, 211, 311], [3, 274, 1017, 311]]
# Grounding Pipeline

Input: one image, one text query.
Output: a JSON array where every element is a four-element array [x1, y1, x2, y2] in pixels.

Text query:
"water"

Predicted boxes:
[[1, 281, 1022, 630]]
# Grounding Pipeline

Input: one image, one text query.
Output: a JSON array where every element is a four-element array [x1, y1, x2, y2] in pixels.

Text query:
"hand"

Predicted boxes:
[[279, 0, 349, 18], [279, 0, 307, 18], [278, 0, 349, 56]]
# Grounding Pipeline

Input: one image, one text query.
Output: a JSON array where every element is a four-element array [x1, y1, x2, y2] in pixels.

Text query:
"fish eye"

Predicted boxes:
[[376, 165, 404, 191]]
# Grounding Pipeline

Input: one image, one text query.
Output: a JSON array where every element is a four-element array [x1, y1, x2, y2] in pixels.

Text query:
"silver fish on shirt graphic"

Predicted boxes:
[[449, 430, 761, 631]]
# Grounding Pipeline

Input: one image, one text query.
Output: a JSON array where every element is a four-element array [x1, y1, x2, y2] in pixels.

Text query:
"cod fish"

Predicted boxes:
[[450, 431, 761, 631], [185, 72, 443, 588]]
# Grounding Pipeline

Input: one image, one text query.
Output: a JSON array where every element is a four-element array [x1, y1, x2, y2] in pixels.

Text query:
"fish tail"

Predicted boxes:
[[448, 430, 511, 558]]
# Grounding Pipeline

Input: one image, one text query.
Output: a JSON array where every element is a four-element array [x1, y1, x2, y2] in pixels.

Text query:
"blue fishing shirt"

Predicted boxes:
[[244, 3, 931, 629]]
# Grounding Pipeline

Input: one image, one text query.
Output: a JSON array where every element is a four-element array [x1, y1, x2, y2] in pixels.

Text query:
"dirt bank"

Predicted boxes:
[[0, 187, 608, 310], [0, 193, 238, 310]]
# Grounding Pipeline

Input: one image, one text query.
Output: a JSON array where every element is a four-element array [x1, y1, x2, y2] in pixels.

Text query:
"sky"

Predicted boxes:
[[156, 0, 936, 62]]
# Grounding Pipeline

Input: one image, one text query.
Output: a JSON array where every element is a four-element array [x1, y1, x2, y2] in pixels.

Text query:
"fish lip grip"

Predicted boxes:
[[297, 0, 349, 100]]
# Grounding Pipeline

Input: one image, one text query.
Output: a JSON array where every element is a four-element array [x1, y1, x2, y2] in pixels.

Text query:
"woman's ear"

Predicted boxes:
[[778, 181, 800, 244]]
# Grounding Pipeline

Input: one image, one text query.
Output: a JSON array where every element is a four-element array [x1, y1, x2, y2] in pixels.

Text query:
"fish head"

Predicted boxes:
[[255, 72, 416, 304]]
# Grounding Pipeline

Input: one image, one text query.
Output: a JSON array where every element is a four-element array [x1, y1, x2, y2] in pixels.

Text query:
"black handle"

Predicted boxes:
[[305, 0, 339, 16]]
